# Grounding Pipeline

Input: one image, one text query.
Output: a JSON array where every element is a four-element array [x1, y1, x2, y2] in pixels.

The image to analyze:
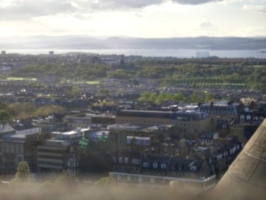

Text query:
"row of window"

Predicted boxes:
[[0, 147, 23, 154], [118, 119, 166, 124], [68, 161, 79, 168], [113, 174, 213, 187], [115, 149, 240, 169], [0, 143, 23, 147], [216, 145, 241, 160], [202, 110, 235, 115], [38, 161, 62, 166], [201, 107, 234, 111], [114, 157, 141, 165], [240, 115, 264, 120]]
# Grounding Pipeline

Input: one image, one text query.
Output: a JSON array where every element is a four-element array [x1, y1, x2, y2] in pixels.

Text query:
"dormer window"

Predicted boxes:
[[143, 162, 149, 167], [125, 158, 128, 164], [217, 155, 222, 160], [222, 124, 227, 129], [153, 162, 158, 168], [161, 163, 166, 169], [119, 157, 123, 163], [132, 159, 140, 165]]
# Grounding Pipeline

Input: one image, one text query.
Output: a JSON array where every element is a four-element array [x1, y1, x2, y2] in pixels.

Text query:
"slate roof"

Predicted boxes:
[[171, 111, 208, 120], [116, 110, 172, 119]]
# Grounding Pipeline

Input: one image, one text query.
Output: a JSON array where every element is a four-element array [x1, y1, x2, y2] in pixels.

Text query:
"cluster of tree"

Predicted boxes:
[[93, 101, 117, 107], [9, 62, 108, 81], [7, 162, 76, 191], [7, 58, 266, 92], [7, 103, 64, 119], [1, 162, 203, 200], [139, 91, 214, 104], [0, 102, 13, 121]]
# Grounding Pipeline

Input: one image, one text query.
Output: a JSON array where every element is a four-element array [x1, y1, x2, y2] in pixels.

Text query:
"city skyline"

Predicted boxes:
[[0, 0, 265, 38]]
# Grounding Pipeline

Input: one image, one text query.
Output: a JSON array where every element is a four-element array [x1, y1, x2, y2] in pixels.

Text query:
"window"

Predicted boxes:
[[132, 159, 140, 165], [190, 166, 197, 171], [161, 163, 166, 169], [119, 157, 123, 163], [125, 158, 128, 164], [143, 162, 149, 167], [153, 162, 158, 168], [68, 161, 76, 167]]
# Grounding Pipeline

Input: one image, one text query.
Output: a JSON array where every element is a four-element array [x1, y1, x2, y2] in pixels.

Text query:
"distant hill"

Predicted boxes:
[[1, 36, 266, 50]]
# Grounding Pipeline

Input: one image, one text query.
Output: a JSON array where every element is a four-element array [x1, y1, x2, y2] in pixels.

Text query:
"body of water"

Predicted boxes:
[[6, 49, 266, 59]]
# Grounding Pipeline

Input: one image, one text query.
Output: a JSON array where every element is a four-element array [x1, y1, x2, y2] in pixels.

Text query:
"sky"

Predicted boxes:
[[0, 0, 265, 38]]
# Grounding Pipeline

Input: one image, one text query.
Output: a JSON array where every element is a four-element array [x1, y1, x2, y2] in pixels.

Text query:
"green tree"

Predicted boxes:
[[99, 88, 110, 95], [0, 110, 12, 121], [93, 175, 116, 187], [117, 89, 125, 95], [67, 86, 81, 96], [9, 162, 33, 189], [205, 92, 215, 102], [189, 91, 204, 103], [15, 161, 32, 180], [0, 101, 8, 110]]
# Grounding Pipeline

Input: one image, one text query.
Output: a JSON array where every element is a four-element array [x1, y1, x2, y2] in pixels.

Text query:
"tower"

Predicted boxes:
[[213, 119, 266, 199]]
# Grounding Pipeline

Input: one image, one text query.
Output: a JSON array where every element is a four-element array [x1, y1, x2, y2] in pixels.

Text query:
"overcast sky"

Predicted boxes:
[[0, 0, 265, 37]]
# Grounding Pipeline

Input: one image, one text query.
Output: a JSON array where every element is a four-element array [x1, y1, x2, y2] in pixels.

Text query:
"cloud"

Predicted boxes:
[[86, 0, 165, 10], [84, 0, 228, 9], [242, 5, 266, 14], [0, 0, 76, 20], [199, 22, 214, 29], [172, 0, 222, 5], [0, 0, 236, 21]]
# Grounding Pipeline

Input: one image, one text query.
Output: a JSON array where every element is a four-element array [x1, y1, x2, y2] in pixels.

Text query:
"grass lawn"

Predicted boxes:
[[86, 81, 99, 85], [7, 77, 37, 81]]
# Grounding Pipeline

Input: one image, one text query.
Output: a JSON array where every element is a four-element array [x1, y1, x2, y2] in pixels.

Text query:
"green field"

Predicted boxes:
[[86, 81, 99, 85], [7, 77, 37, 81], [253, 65, 266, 68]]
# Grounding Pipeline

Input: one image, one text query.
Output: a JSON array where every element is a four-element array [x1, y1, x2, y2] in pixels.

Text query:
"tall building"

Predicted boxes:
[[37, 128, 89, 175], [116, 110, 215, 138], [196, 52, 209, 58]]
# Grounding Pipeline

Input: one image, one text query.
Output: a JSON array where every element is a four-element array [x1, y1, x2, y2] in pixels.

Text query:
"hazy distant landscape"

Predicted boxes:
[[1, 36, 266, 50]]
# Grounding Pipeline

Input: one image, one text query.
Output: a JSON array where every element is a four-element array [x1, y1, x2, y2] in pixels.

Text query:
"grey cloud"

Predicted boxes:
[[260, 7, 266, 13], [0, 0, 228, 21], [172, 0, 222, 5], [0, 0, 76, 20], [242, 5, 266, 14], [82, 0, 224, 10], [84, 0, 164, 10]]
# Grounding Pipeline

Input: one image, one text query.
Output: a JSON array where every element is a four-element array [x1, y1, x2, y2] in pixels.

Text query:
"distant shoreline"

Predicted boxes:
[[3, 49, 266, 59]]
